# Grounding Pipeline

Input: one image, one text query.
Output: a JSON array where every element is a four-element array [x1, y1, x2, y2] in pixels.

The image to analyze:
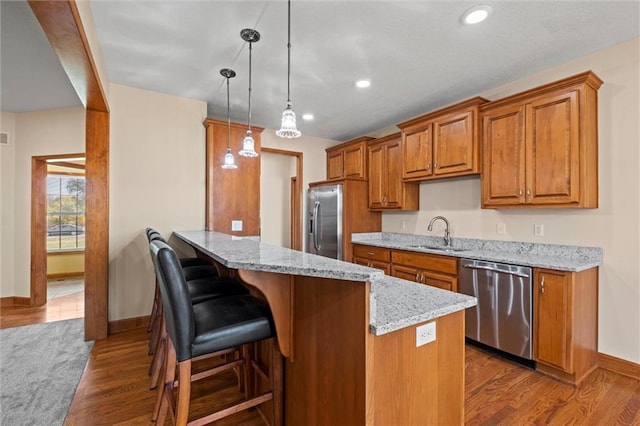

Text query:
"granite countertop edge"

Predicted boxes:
[[352, 233, 602, 272], [174, 230, 476, 336]]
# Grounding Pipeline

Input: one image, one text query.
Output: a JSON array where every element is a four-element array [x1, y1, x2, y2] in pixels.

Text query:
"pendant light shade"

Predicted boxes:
[[220, 68, 238, 169], [239, 28, 259, 157], [276, 0, 301, 138]]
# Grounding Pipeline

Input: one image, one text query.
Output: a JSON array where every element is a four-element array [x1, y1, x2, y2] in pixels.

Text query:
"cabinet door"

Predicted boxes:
[[527, 90, 580, 205], [368, 144, 385, 208], [482, 104, 527, 207], [369, 260, 391, 275], [327, 149, 344, 179], [353, 257, 369, 267], [344, 144, 365, 178], [402, 126, 432, 180], [384, 140, 403, 208], [421, 270, 456, 292], [432, 109, 475, 176], [391, 264, 421, 283], [535, 270, 571, 372]]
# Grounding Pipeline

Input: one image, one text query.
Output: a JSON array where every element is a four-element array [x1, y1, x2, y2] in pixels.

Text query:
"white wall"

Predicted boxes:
[[381, 38, 640, 363], [0, 112, 17, 297], [108, 84, 207, 321], [260, 152, 296, 248], [0, 108, 85, 298]]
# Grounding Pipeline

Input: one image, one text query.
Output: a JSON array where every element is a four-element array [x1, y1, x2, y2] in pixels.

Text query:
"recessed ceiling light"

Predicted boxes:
[[302, 113, 314, 120], [461, 5, 492, 25], [356, 80, 371, 88]]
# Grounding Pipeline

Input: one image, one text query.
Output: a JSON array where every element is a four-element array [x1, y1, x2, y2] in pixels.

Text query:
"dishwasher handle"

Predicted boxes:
[[461, 261, 531, 278]]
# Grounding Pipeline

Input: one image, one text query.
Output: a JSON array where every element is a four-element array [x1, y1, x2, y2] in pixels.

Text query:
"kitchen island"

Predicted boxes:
[[175, 230, 476, 425]]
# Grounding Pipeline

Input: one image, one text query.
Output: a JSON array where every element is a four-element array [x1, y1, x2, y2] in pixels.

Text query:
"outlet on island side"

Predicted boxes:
[[416, 322, 436, 347], [231, 220, 243, 232]]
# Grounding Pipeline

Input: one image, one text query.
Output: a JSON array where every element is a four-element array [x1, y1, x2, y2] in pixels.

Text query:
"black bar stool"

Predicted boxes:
[[150, 240, 283, 425]]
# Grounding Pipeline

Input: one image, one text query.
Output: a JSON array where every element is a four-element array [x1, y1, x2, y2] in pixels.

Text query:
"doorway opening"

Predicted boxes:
[[30, 153, 85, 322], [260, 148, 303, 250]]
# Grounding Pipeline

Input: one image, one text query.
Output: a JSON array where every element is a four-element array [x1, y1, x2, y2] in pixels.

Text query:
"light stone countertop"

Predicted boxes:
[[352, 232, 603, 272], [174, 230, 477, 336]]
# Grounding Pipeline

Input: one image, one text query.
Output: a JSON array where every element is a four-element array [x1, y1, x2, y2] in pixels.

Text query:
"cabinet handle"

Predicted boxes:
[[382, 194, 387, 205], [540, 276, 545, 293], [519, 189, 523, 197], [415, 273, 420, 282], [526, 188, 531, 198], [433, 163, 437, 169], [426, 163, 431, 170], [367, 252, 374, 256]]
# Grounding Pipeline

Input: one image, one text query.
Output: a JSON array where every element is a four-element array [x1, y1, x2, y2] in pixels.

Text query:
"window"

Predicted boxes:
[[47, 175, 85, 251]]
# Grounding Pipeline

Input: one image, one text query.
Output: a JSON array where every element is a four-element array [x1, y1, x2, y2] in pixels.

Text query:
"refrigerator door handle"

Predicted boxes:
[[312, 201, 321, 251]]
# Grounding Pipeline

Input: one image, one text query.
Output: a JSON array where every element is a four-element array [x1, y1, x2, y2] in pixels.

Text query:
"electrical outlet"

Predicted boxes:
[[534, 224, 544, 236], [416, 322, 436, 347], [231, 220, 243, 232], [402, 220, 406, 230], [497, 222, 506, 235]]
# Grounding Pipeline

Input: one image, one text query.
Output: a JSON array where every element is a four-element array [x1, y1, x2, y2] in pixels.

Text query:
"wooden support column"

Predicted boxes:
[[29, 0, 110, 340]]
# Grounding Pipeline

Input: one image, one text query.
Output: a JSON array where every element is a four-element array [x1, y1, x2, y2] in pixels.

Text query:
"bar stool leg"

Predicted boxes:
[[175, 360, 193, 425], [271, 339, 284, 426], [154, 339, 175, 424]]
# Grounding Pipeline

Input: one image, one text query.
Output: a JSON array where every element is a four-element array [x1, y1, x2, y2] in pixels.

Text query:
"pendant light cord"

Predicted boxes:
[[247, 42, 252, 130], [226, 76, 231, 149], [286, 0, 292, 105]]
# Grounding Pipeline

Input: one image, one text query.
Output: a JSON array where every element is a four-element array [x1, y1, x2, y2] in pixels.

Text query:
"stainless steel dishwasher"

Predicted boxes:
[[459, 259, 533, 360]]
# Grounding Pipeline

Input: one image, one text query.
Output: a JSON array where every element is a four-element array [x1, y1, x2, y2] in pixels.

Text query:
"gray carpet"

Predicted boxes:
[[0, 318, 93, 425]]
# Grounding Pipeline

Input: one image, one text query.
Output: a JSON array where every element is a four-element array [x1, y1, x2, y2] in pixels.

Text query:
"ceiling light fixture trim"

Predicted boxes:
[[461, 4, 492, 25], [356, 80, 371, 88]]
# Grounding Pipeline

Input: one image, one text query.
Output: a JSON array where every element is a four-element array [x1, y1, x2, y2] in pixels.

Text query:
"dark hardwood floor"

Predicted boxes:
[[2, 297, 639, 425]]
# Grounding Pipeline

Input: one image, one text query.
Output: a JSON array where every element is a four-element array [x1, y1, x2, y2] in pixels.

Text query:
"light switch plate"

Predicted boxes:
[[534, 224, 544, 236], [497, 222, 506, 235], [231, 220, 243, 232]]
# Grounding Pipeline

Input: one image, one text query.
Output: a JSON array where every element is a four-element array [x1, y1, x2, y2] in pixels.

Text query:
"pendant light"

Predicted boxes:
[[276, 0, 301, 138], [239, 28, 260, 157], [220, 68, 238, 169]]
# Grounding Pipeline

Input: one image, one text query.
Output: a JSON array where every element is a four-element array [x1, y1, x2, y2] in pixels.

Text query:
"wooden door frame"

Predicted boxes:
[[31, 153, 86, 307], [29, 0, 110, 340], [261, 147, 303, 250]]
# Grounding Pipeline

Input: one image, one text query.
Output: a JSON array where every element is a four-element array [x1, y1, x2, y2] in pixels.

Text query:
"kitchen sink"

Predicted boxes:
[[407, 244, 469, 253]]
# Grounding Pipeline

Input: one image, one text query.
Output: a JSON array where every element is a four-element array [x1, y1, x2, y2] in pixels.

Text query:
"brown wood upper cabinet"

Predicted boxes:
[[481, 71, 602, 208], [326, 137, 372, 180], [398, 97, 487, 182], [533, 267, 598, 385], [368, 133, 419, 210]]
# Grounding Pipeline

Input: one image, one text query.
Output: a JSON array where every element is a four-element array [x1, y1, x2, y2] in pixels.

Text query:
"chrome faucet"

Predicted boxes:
[[428, 216, 451, 247]]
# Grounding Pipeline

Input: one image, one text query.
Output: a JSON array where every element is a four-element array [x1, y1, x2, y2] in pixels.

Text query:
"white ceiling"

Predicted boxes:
[[2, 1, 639, 141]]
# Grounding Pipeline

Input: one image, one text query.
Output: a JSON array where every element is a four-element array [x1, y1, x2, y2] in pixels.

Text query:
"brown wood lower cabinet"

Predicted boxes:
[[391, 250, 458, 292], [533, 267, 599, 385], [352, 244, 391, 274]]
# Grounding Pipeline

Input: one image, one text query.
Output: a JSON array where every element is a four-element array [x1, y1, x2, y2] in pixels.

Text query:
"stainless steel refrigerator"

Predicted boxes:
[[306, 184, 343, 259]]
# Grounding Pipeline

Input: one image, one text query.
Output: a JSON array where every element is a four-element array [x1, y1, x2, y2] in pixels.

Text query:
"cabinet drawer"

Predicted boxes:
[[391, 250, 457, 275], [353, 245, 391, 262]]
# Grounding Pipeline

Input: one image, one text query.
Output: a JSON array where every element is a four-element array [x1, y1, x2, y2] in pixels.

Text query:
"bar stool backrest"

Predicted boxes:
[[149, 240, 196, 361], [146, 227, 165, 243]]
